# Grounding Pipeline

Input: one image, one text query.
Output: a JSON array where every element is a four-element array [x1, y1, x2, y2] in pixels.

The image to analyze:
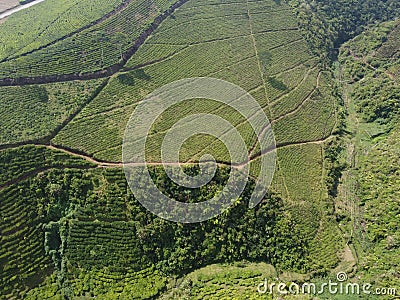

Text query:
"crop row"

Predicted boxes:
[[276, 143, 323, 203], [65, 220, 145, 272], [149, 15, 251, 45], [272, 84, 336, 144], [124, 43, 187, 68], [262, 39, 312, 75], [264, 62, 310, 102], [67, 266, 167, 299], [249, 10, 299, 33], [51, 0, 325, 166], [308, 217, 343, 270], [270, 66, 320, 118]]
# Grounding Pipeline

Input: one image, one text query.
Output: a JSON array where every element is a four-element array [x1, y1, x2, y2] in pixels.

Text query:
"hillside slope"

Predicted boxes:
[[1, 0, 384, 298]]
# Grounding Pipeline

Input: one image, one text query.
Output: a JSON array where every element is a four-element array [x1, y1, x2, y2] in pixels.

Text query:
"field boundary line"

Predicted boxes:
[[269, 64, 318, 105], [0, 164, 94, 191], [122, 45, 190, 71]]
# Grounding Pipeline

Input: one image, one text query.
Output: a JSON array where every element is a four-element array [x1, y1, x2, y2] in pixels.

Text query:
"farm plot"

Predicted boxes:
[[0, 79, 105, 145], [160, 263, 276, 300], [53, 34, 263, 161], [270, 66, 320, 118], [272, 80, 337, 145], [276, 143, 324, 203], [264, 62, 312, 103], [54, 0, 318, 164], [0, 0, 177, 79], [0, 0, 125, 61], [0, 145, 93, 187], [0, 182, 53, 299]]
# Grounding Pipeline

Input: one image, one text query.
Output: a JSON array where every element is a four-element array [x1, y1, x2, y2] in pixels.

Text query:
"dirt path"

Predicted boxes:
[[0, 135, 334, 191]]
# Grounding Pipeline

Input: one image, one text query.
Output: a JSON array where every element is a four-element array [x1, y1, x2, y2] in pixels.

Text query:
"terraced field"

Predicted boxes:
[[0, 0, 347, 298]]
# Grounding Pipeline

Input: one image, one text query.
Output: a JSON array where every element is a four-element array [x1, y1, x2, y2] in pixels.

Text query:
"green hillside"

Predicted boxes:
[[0, 0, 399, 298]]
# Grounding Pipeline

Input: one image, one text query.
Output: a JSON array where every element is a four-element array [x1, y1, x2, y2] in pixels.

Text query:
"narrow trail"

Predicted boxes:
[[0, 0, 45, 20], [347, 48, 396, 80], [245, 0, 272, 119], [334, 62, 360, 272]]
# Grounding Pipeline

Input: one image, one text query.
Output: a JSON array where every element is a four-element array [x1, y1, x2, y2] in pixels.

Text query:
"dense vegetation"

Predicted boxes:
[[337, 19, 400, 297], [1, 158, 312, 298], [340, 20, 400, 123], [0, 146, 93, 298]]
